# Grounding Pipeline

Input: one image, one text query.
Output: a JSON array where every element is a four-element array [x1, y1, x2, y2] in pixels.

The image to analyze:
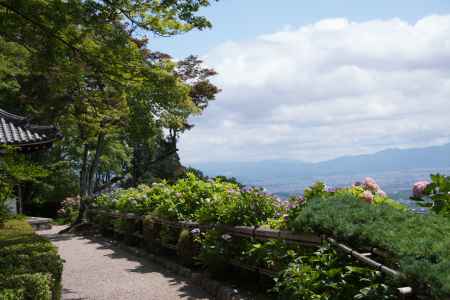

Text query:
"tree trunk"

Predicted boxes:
[[80, 144, 89, 198], [87, 132, 106, 196], [62, 133, 106, 233]]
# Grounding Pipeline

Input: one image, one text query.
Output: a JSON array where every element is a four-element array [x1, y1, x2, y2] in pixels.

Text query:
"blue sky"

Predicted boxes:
[[152, 0, 450, 58], [153, 1, 450, 164]]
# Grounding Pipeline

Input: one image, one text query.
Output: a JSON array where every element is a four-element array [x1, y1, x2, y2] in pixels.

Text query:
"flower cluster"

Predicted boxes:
[[358, 177, 387, 204], [412, 181, 430, 198], [57, 195, 81, 223]]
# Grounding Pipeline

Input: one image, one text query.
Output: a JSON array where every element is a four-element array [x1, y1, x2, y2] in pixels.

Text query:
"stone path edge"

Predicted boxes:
[[82, 233, 245, 300]]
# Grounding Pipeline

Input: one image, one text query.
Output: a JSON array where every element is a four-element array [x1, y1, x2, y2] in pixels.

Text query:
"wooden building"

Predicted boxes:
[[0, 109, 61, 213]]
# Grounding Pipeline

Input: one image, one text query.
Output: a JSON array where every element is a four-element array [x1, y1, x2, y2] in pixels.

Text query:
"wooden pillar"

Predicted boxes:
[[17, 184, 23, 215]]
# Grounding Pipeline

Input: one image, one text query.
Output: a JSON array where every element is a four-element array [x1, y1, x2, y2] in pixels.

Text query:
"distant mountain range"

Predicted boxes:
[[191, 143, 450, 182]]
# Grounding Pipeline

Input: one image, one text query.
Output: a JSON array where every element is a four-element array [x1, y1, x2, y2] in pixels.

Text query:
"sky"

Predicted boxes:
[[151, 1, 450, 164]]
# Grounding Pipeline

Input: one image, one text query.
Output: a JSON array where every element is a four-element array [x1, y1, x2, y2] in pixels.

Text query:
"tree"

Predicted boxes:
[[0, 147, 49, 215], [129, 54, 220, 184], [0, 0, 220, 223]]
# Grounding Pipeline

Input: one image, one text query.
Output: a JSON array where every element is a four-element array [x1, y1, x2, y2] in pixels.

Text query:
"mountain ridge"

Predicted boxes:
[[191, 143, 450, 181]]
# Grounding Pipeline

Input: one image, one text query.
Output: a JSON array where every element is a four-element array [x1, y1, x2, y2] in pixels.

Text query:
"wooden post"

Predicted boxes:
[[17, 184, 23, 214]]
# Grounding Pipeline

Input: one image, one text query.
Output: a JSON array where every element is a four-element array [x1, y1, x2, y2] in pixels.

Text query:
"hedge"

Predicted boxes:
[[0, 219, 63, 300], [290, 194, 450, 298]]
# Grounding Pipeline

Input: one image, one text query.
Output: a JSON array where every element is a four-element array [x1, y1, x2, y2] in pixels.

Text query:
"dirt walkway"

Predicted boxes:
[[38, 226, 209, 300]]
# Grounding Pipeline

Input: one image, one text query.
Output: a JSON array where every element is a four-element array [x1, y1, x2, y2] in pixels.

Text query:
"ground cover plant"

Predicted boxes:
[[0, 218, 63, 300]]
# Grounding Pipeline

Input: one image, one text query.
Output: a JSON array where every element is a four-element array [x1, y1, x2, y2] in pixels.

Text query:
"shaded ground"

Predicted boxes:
[[38, 226, 209, 300]]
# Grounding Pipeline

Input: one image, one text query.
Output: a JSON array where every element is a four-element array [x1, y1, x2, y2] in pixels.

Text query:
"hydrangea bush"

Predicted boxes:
[[411, 174, 450, 215], [57, 196, 80, 224]]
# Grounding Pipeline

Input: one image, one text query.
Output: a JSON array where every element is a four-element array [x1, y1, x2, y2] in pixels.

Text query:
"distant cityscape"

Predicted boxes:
[[193, 143, 450, 210]]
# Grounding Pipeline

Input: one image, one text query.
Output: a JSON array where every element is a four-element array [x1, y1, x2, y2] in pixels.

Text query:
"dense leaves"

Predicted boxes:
[[290, 194, 450, 298], [412, 174, 450, 215], [93, 173, 279, 225], [0, 0, 220, 219], [272, 246, 396, 300]]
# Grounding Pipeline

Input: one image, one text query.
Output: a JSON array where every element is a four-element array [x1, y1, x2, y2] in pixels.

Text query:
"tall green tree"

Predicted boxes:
[[0, 0, 220, 221]]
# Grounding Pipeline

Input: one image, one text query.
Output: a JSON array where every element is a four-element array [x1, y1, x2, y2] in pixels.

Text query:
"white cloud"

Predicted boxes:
[[179, 15, 450, 164]]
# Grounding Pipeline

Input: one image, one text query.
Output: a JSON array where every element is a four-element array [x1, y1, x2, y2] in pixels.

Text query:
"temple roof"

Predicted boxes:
[[0, 109, 61, 151]]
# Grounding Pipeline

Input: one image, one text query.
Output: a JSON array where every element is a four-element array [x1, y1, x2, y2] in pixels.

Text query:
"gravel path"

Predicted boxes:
[[38, 226, 210, 300]]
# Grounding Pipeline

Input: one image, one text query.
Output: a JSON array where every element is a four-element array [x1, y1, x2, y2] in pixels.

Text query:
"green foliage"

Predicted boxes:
[[94, 174, 426, 299], [57, 196, 80, 224], [290, 194, 450, 298], [93, 173, 278, 225], [0, 179, 12, 224], [272, 246, 396, 300], [195, 186, 278, 226], [93, 184, 170, 215], [414, 174, 450, 215], [0, 288, 25, 300], [195, 229, 231, 274], [0, 219, 63, 300], [0, 147, 52, 218], [0, 0, 220, 219], [303, 181, 328, 201], [240, 240, 301, 271], [0, 273, 52, 300]]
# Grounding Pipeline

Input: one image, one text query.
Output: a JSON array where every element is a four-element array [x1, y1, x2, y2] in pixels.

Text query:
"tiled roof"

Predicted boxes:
[[0, 109, 60, 147]]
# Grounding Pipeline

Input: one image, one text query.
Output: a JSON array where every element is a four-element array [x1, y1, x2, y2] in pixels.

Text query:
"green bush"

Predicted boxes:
[[0, 219, 63, 300], [196, 229, 232, 275], [0, 289, 25, 300], [56, 196, 80, 224], [92, 173, 279, 226], [0, 273, 52, 300], [195, 187, 278, 226], [0, 180, 13, 225], [240, 240, 303, 272], [412, 174, 450, 215], [272, 246, 396, 300], [290, 194, 450, 298]]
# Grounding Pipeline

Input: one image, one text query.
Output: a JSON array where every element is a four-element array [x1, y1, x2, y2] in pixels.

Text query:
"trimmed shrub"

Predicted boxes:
[[0, 289, 25, 300], [0, 219, 63, 300], [290, 194, 450, 298], [0, 273, 52, 300]]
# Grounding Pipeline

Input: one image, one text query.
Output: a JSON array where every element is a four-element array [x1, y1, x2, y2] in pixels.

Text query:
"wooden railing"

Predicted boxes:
[[87, 208, 414, 300]]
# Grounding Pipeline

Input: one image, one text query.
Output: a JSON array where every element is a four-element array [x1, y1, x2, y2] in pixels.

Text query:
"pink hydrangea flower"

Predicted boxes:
[[377, 190, 387, 197], [363, 177, 380, 192], [362, 191, 374, 204], [412, 181, 430, 198]]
